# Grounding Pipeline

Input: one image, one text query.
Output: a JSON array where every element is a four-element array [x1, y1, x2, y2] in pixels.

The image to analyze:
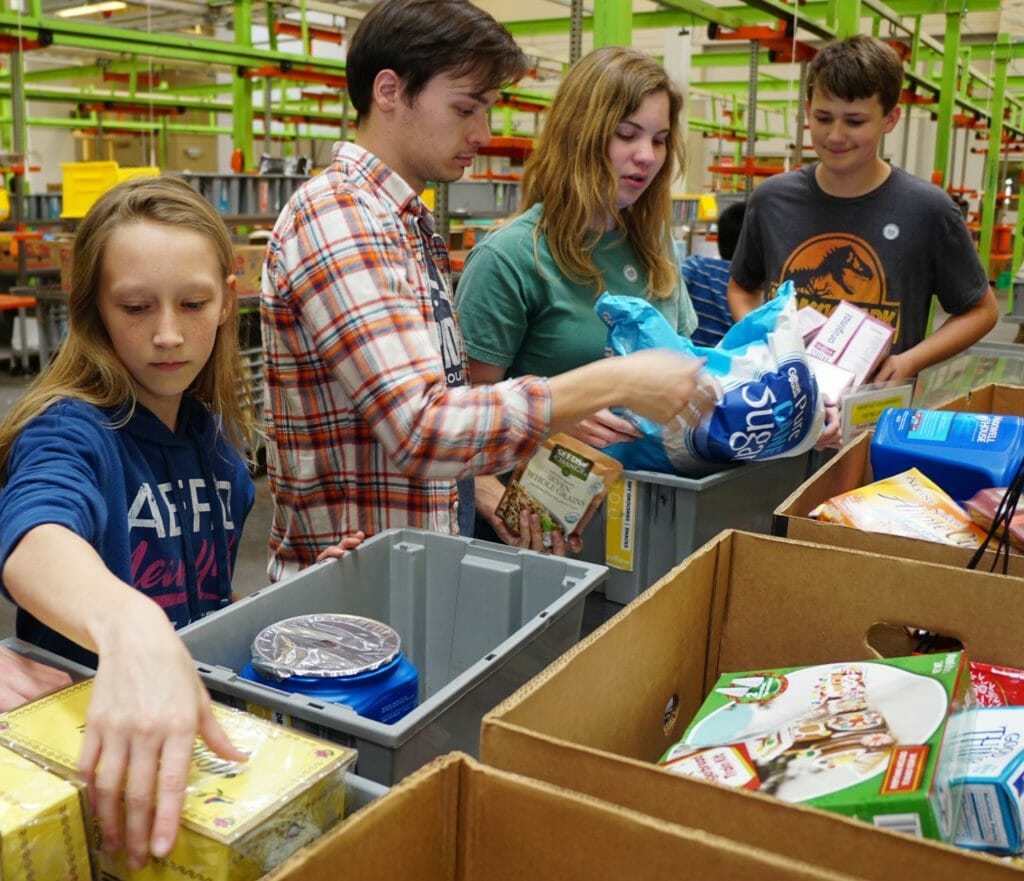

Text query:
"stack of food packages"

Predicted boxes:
[[656, 652, 1024, 859], [0, 677, 357, 881], [811, 407, 1024, 556]]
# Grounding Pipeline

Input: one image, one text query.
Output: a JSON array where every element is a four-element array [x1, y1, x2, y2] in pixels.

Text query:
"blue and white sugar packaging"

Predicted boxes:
[[596, 280, 824, 476]]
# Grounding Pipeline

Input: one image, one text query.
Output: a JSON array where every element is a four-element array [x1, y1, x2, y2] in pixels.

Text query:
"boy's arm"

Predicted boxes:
[[875, 288, 999, 381], [727, 276, 764, 321]]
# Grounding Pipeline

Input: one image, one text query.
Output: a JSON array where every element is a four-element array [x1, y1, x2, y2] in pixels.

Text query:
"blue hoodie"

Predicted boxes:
[[0, 395, 255, 667]]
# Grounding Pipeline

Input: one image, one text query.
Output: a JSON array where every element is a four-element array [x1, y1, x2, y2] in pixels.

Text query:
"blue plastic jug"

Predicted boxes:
[[870, 408, 1024, 503], [239, 613, 419, 724]]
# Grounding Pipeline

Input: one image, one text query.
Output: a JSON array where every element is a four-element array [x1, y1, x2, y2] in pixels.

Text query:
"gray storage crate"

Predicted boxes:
[[579, 454, 809, 605], [178, 528, 606, 786], [0, 637, 388, 814], [0, 635, 94, 681]]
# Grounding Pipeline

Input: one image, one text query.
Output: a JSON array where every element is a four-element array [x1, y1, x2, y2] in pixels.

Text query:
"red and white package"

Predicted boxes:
[[970, 661, 1024, 707], [963, 487, 1024, 551]]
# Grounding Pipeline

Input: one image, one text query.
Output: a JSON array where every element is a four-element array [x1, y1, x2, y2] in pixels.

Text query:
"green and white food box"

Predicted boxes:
[[659, 652, 972, 842]]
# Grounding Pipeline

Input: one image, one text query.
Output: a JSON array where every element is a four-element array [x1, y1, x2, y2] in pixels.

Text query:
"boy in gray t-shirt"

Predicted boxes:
[[727, 35, 998, 444]]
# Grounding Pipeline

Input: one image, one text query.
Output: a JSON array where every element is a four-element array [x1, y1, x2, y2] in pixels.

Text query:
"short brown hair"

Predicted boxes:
[[807, 35, 904, 114], [346, 0, 528, 125]]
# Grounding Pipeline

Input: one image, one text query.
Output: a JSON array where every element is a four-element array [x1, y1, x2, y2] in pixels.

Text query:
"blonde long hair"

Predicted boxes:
[[0, 176, 254, 475], [521, 46, 685, 299]]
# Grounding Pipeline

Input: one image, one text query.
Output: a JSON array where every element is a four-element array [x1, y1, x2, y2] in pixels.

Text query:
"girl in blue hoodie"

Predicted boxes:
[[0, 176, 359, 871]]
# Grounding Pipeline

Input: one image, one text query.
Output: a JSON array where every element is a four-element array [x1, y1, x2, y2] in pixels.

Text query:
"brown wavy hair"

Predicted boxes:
[[520, 45, 686, 299], [0, 175, 254, 475]]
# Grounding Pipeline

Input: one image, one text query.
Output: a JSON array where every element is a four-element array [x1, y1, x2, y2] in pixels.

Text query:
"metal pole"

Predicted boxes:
[[10, 47, 26, 311], [434, 181, 449, 242], [791, 59, 807, 170], [570, 0, 583, 65], [745, 41, 757, 195]]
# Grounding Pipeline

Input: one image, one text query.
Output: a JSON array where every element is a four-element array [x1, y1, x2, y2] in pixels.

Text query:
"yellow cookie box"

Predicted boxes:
[[0, 742, 92, 880], [808, 466, 988, 548], [0, 679, 357, 881]]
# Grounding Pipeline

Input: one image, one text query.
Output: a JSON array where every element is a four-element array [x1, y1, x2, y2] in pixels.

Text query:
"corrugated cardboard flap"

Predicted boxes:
[[263, 751, 867, 880], [481, 530, 1024, 880]]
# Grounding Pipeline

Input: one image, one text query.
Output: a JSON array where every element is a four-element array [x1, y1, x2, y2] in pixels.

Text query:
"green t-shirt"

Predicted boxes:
[[455, 203, 697, 378]]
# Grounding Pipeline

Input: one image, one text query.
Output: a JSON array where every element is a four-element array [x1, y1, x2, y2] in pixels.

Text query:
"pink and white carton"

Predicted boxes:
[[796, 306, 828, 346], [805, 301, 894, 389]]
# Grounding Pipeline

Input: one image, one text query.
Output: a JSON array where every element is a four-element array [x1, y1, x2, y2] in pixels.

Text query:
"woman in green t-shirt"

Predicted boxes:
[[456, 45, 697, 551]]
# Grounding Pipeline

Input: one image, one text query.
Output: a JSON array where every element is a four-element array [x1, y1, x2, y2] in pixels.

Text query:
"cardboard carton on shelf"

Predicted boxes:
[[263, 752, 864, 881], [231, 243, 268, 296], [481, 530, 1024, 880]]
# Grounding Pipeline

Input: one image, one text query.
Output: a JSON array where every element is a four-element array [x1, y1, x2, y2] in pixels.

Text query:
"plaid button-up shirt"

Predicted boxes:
[[262, 142, 551, 579]]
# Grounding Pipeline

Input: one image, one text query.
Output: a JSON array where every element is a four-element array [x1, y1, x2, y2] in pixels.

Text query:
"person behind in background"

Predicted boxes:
[[262, 2, 714, 571], [681, 200, 745, 347], [454, 46, 699, 548], [0, 177, 360, 870], [726, 34, 998, 445]]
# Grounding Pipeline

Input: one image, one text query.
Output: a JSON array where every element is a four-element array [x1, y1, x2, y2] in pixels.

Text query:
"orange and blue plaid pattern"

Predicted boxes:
[[261, 143, 551, 579]]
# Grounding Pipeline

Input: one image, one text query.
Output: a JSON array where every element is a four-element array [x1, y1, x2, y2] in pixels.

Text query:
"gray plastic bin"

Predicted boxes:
[[579, 454, 809, 605], [178, 528, 606, 785], [0, 635, 94, 681]]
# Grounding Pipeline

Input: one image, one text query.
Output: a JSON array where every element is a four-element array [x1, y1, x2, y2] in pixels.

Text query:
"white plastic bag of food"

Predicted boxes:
[[596, 280, 824, 476]]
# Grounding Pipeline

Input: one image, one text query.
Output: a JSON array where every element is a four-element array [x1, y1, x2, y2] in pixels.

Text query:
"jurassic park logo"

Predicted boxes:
[[768, 234, 902, 344]]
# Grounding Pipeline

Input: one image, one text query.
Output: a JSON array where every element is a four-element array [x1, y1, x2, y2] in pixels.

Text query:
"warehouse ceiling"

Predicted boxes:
[[12, 0, 1024, 114]]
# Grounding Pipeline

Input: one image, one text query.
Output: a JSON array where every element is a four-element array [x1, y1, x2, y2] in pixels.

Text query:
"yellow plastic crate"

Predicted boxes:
[[116, 165, 160, 183], [60, 160, 120, 218]]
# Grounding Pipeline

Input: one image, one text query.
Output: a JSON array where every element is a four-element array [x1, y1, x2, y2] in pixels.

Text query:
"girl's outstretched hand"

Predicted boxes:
[[78, 604, 247, 871]]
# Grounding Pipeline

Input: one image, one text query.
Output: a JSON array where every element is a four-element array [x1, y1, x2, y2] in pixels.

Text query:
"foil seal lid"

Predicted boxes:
[[250, 613, 402, 682]]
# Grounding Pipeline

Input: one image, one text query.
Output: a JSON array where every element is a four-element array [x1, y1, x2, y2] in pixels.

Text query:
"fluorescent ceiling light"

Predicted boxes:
[[55, 1, 127, 17]]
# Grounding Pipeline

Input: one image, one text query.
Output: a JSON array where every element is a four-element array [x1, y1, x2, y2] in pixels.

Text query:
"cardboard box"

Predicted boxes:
[[806, 301, 894, 387], [481, 531, 1024, 879], [0, 743, 92, 880], [232, 244, 267, 295], [934, 384, 1024, 417], [0, 678, 357, 881], [773, 383, 1024, 572], [660, 652, 972, 841], [263, 752, 864, 881]]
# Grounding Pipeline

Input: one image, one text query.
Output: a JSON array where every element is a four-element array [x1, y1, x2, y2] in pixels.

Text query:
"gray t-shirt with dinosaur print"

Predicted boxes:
[[730, 163, 989, 354]]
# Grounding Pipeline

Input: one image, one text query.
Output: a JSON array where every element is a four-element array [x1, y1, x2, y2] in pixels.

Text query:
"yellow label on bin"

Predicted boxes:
[[604, 477, 636, 572]]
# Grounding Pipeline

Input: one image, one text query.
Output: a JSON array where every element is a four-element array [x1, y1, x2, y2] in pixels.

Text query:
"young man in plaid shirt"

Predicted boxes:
[[262, 0, 713, 579]]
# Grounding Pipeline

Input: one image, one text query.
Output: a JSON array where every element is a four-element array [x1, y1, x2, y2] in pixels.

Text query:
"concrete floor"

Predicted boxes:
[[0, 294, 1020, 645]]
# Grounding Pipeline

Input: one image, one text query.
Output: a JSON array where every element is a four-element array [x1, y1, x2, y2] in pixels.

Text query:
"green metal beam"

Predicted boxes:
[[233, 0, 255, 171], [0, 11, 348, 73], [979, 35, 1011, 272], [690, 50, 773, 68], [932, 6, 962, 187], [593, 0, 631, 48]]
